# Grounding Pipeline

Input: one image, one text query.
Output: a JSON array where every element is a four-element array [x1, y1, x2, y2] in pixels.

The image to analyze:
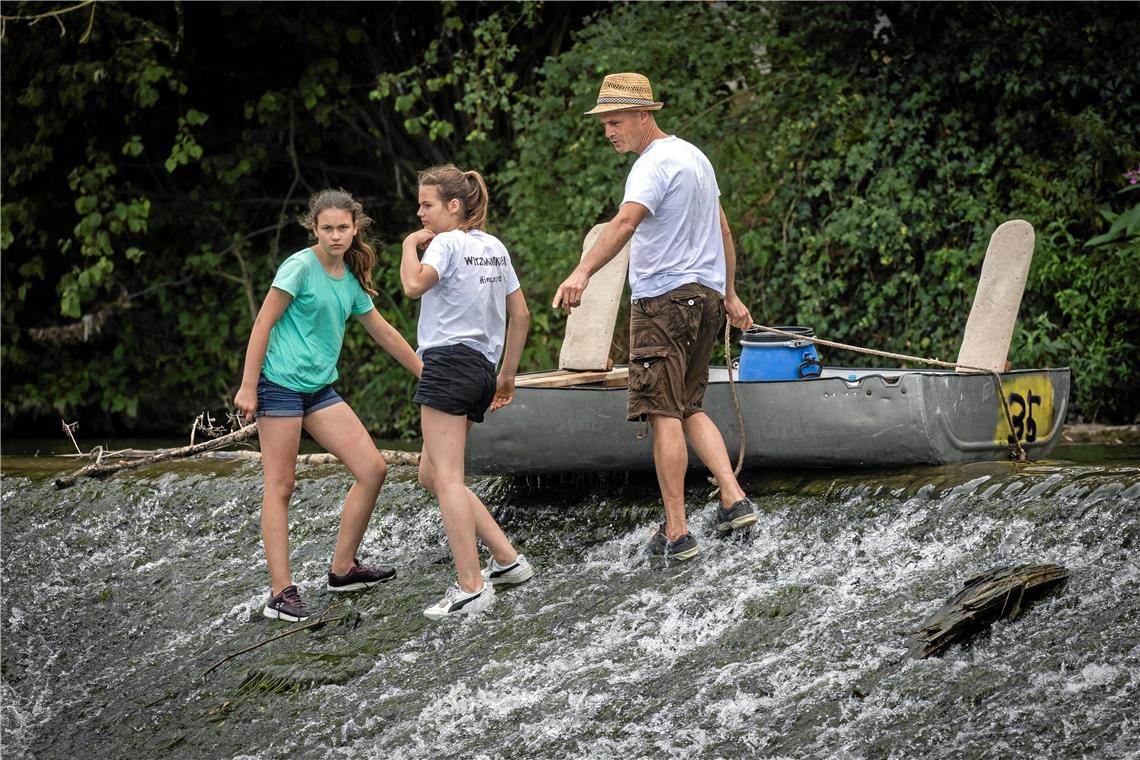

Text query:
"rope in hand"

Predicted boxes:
[[721, 322, 1028, 472], [724, 318, 747, 476]]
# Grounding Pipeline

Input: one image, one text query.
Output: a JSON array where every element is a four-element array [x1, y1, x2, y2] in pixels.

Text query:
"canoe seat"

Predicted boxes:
[[515, 367, 629, 389], [559, 223, 630, 371]]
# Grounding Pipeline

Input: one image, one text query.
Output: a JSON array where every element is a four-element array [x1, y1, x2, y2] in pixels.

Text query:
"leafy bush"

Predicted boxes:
[[2, 1, 1136, 436], [0, 2, 599, 436], [502, 1, 1140, 421]]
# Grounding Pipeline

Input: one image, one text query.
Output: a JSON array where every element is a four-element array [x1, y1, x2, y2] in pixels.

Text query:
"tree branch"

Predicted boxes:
[[200, 602, 346, 679], [54, 423, 260, 488], [53, 421, 421, 488], [0, 0, 95, 23]]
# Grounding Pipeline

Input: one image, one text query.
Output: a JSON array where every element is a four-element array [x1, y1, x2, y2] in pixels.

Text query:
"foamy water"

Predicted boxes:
[[2, 454, 1138, 759]]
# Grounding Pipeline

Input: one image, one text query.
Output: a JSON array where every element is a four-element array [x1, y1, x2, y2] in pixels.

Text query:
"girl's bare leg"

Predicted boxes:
[[258, 416, 303, 595], [420, 432, 518, 567], [419, 406, 485, 592], [303, 402, 388, 575]]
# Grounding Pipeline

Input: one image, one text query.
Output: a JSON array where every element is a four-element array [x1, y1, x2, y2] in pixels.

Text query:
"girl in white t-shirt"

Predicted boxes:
[[400, 164, 534, 620]]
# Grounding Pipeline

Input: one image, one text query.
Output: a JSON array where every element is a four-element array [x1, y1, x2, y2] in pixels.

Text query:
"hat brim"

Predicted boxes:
[[584, 101, 664, 116]]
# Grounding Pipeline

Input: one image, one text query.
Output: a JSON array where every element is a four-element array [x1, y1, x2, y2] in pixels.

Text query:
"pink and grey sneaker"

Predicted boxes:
[[327, 557, 396, 591], [263, 584, 313, 622]]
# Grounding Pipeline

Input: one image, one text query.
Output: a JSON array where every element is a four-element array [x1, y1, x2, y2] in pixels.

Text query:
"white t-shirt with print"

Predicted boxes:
[[621, 135, 726, 300], [417, 228, 521, 365]]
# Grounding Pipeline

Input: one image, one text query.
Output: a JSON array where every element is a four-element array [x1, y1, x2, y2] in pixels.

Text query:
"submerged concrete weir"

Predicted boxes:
[[2, 452, 1138, 759]]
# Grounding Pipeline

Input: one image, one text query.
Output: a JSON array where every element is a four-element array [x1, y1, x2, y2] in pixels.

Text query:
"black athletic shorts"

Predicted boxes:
[[414, 343, 497, 423]]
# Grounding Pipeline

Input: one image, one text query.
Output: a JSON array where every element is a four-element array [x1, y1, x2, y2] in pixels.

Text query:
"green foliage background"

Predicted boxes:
[[502, 2, 1140, 423], [2, 1, 1137, 438]]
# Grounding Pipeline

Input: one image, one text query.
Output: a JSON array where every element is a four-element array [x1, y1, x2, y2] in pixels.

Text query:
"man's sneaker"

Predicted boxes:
[[648, 524, 701, 560], [327, 557, 396, 591], [481, 553, 535, 585], [715, 498, 759, 533], [422, 582, 495, 620], [263, 585, 313, 622]]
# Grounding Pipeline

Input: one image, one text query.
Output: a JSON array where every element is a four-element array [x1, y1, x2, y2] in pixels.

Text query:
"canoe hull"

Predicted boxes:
[[466, 367, 1070, 475]]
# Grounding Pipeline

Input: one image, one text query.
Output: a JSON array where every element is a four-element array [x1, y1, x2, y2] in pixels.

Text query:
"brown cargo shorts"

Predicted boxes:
[[627, 282, 725, 421]]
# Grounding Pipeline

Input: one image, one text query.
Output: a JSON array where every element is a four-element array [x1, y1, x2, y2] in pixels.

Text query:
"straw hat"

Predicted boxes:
[[583, 72, 664, 115]]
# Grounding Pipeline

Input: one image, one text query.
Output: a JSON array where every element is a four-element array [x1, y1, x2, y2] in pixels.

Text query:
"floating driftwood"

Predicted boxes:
[[54, 423, 260, 489], [54, 422, 421, 489], [1059, 423, 1140, 445], [907, 563, 1068, 659]]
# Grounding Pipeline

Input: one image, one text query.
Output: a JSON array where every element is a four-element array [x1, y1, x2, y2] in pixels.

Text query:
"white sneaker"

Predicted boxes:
[[481, 553, 535, 585], [422, 582, 495, 621]]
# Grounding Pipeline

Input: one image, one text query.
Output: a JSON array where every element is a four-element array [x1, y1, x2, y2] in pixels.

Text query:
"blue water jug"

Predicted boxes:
[[738, 326, 822, 381]]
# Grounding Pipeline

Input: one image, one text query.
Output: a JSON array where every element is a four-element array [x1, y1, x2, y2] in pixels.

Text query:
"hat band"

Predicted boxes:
[[595, 96, 657, 107]]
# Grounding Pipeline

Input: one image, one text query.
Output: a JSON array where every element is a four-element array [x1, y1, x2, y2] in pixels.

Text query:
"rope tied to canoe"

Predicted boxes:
[[721, 321, 1028, 475]]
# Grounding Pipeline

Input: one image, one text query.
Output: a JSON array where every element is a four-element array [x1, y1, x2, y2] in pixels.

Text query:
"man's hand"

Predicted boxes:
[[724, 293, 753, 330], [552, 268, 590, 314]]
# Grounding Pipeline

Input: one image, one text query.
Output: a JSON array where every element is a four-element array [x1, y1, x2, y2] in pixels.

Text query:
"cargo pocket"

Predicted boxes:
[[668, 291, 706, 336], [629, 345, 669, 398]]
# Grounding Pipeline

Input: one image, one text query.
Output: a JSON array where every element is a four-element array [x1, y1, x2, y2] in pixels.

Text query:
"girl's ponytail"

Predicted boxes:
[[461, 170, 489, 232]]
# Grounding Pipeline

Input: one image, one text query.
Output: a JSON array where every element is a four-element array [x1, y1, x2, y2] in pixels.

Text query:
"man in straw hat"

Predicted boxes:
[[554, 72, 758, 561]]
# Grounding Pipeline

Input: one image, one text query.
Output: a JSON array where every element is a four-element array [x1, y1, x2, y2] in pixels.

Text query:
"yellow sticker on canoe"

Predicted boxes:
[[994, 374, 1056, 445]]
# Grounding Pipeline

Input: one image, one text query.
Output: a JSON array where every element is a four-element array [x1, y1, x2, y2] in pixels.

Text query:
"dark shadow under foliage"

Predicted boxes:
[[2, 1, 1137, 436]]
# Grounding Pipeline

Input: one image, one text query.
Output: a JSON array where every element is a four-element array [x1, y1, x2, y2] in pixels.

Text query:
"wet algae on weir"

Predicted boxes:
[[2, 452, 1138, 759]]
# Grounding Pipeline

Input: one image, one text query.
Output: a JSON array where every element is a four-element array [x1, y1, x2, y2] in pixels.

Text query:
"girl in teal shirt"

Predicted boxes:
[[235, 189, 422, 622]]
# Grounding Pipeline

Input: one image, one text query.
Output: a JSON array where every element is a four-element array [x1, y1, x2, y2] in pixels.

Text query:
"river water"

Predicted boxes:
[[2, 447, 1138, 759]]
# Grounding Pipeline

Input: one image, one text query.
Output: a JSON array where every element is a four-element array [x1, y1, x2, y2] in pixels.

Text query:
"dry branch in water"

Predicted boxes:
[[200, 449, 421, 467], [54, 423, 261, 489], [53, 421, 422, 489]]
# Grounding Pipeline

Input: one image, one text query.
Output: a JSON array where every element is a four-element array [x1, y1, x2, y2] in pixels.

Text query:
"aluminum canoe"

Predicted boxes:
[[465, 366, 1070, 475]]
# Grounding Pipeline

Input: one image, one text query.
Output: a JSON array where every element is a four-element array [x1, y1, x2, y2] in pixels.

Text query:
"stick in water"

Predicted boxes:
[[54, 423, 261, 489], [53, 422, 421, 489], [200, 602, 347, 679]]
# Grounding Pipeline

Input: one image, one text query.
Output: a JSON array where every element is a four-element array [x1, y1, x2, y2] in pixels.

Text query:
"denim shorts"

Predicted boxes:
[[256, 374, 343, 417], [414, 344, 496, 423]]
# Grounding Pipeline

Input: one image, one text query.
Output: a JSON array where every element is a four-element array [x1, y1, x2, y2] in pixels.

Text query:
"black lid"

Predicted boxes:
[[741, 326, 815, 344]]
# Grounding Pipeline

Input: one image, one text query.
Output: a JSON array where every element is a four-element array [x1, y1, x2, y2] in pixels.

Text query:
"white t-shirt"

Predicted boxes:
[[621, 135, 726, 300], [417, 228, 521, 365]]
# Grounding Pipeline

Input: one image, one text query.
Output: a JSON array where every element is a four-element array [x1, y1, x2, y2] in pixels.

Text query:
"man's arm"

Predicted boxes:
[[552, 201, 648, 313], [719, 204, 754, 329]]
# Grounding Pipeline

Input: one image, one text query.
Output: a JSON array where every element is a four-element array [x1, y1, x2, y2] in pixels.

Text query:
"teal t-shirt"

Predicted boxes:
[[262, 248, 375, 393]]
